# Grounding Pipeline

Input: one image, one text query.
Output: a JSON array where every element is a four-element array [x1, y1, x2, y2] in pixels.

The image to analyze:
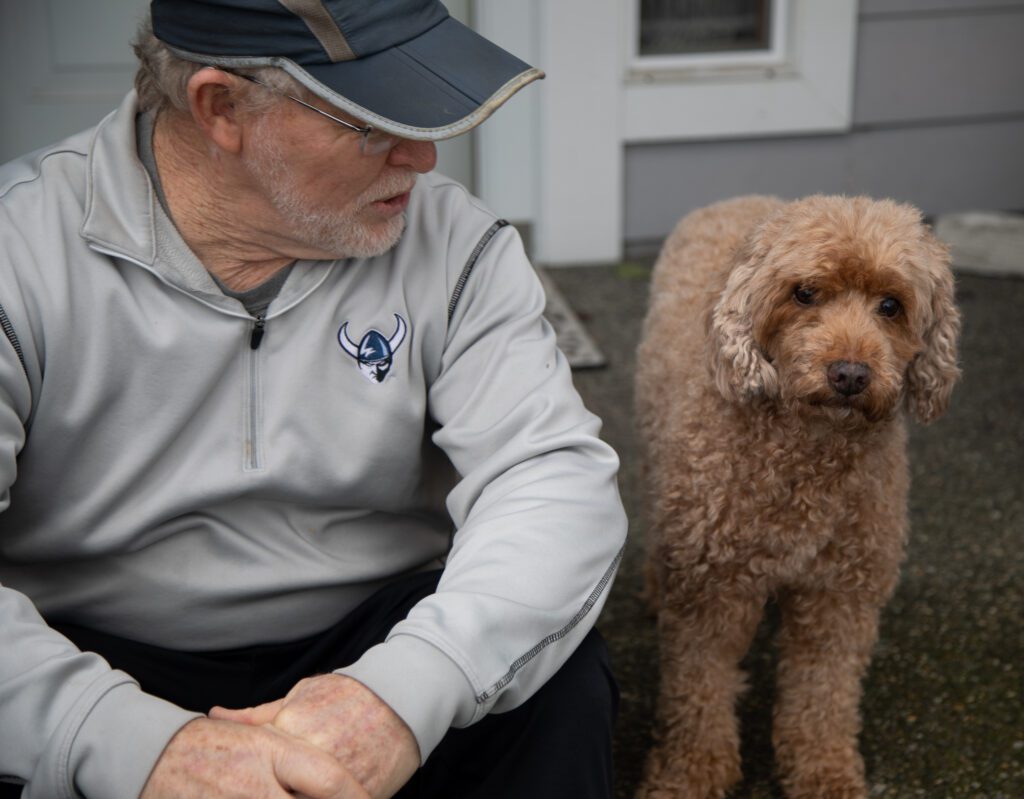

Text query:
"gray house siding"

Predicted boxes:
[[623, 0, 1024, 251]]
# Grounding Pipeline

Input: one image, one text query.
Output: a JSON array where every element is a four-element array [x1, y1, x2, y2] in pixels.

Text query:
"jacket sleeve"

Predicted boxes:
[[339, 224, 627, 761], [0, 310, 200, 799]]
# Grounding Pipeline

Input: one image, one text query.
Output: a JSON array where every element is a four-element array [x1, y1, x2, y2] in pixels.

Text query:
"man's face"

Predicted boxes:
[[241, 96, 437, 259]]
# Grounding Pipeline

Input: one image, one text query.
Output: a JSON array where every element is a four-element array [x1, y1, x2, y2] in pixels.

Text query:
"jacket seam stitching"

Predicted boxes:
[[447, 219, 509, 324], [474, 543, 625, 704], [0, 147, 88, 201]]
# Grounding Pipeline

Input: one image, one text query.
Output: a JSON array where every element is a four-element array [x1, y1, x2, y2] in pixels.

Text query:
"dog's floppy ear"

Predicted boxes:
[[906, 231, 961, 424], [706, 236, 780, 403]]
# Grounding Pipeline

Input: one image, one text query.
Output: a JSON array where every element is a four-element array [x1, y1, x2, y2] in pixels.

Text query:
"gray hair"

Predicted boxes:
[[131, 17, 307, 115]]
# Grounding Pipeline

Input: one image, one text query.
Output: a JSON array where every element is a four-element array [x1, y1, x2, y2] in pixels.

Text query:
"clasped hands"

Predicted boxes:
[[140, 674, 420, 799]]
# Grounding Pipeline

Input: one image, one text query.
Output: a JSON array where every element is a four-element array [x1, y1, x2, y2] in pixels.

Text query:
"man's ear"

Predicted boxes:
[[185, 68, 244, 155]]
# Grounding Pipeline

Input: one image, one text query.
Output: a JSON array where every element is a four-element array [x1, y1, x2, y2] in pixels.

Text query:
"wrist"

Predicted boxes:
[[336, 634, 476, 762], [72, 681, 201, 799]]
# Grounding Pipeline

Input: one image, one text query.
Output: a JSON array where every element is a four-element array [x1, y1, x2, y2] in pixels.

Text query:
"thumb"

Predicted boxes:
[[210, 698, 284, 725], [271, 733, 371, 799]]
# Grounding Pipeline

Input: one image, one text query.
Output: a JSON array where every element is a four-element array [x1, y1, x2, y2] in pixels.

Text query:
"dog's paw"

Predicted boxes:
[[634, 778, 731, 799], [635, 748, 740, 799], [782, 767, 867, 799], [635, 783, 724, 799]]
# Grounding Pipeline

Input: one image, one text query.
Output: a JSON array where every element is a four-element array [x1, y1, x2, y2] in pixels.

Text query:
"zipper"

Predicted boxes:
[[86, 244, 305, 473], [0, 301, 27, 379], [250, 315, 266, 349], [244, 315, 266, 471]]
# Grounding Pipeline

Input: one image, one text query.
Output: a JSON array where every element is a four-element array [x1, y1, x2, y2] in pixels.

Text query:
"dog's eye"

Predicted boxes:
[[878, 297, 902, 318], [793, 286, 817, 305]]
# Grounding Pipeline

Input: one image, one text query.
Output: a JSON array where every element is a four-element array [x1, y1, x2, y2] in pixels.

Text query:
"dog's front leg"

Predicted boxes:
[[636, 590, 764, 799], [772, 588, 883, 799]]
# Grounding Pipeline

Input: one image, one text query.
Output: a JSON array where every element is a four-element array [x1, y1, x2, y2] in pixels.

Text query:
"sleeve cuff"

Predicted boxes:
[[69, 680, 202, 799], [335, 634, 477, 762]]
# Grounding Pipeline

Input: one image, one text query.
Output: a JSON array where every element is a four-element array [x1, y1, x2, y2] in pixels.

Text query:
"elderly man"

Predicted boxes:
[[0, 1, 627, 797]]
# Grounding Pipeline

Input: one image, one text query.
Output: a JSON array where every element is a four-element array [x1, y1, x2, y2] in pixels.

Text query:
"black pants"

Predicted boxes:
[[3, 570, 618, 798]]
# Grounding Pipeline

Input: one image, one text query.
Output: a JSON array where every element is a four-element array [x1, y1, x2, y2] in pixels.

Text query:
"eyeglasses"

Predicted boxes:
[[233, 73, 400, 156]]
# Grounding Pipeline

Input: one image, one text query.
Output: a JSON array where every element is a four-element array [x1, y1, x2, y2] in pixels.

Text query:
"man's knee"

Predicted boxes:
[[530, 628, 619, 736]]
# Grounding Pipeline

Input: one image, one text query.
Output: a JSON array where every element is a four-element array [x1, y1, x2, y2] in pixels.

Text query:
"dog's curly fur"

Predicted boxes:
[[634, 195, 960, 799]]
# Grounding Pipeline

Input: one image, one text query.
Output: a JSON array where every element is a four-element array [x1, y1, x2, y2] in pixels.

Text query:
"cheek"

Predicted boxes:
[[283, 134, 379, 199], [755, 301, 807, 362], [889, 325, 923, 366], [304, 161, 372, 199]]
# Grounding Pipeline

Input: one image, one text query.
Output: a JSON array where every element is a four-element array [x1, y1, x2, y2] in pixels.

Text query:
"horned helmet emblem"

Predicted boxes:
[[338, 314, 407, 383]]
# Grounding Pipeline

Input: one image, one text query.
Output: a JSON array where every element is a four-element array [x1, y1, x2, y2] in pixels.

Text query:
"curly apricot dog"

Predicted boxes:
[[634, 195, 960, 799]]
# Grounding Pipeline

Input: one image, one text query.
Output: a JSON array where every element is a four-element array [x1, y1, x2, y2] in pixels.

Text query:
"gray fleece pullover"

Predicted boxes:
[[0, 93, 626, 798]]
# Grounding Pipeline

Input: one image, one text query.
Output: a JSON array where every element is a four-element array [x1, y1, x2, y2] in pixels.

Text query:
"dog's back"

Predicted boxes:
[[646, 195, 784, 305], [635, 195, 783, 511]]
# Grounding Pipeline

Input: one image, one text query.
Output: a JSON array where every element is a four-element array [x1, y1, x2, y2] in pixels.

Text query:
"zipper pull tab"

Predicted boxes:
[[250, 316, 266, 349]]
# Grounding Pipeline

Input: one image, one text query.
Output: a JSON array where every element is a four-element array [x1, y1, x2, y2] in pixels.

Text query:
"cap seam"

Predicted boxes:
[[390, 47, 480, 107], [394, 42, 492, 105]]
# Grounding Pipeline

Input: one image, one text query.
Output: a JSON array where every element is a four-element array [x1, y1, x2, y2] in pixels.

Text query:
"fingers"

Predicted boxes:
[[238, 675, 419, 797], [210, 698, 284, 725], [141, 716, 370, 799], [270, 730, 371, 799]]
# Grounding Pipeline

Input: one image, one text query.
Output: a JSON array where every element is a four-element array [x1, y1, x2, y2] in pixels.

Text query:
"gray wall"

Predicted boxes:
[[624, 0, 1024, 251]]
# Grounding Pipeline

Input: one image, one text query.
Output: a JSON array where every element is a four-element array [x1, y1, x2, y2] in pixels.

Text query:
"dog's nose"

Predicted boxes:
[[827, 360, 871, 396]]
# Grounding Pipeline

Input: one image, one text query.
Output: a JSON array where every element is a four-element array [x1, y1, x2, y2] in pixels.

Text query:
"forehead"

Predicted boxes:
[[809, 255, 914, 299], [767, 211, 923, 297]]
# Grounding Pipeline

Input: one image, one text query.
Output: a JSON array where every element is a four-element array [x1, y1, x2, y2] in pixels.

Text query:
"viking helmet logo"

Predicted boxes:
[[338, 314, 408, 383]]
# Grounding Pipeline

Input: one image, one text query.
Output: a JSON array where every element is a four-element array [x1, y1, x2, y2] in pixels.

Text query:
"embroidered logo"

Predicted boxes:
[[338, 314, 408, 383]]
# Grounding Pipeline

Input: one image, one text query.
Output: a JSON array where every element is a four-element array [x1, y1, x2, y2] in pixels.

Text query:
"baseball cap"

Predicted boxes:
[[150, 0, 544, 141]]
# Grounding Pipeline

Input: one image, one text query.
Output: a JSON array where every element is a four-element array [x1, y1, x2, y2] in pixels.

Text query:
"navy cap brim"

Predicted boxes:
[[168, 16, 543, 141]]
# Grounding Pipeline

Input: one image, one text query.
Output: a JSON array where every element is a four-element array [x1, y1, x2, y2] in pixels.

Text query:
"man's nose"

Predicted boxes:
[[388, 138, 437, 173]]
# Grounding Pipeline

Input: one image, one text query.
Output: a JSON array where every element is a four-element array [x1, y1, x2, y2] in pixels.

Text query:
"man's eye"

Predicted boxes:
[[878, 297, 902, 317], [793, 286, 817, 305]]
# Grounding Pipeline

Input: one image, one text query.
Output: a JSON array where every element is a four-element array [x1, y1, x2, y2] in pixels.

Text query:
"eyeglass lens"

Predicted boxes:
[[362, 129, 401, 156]]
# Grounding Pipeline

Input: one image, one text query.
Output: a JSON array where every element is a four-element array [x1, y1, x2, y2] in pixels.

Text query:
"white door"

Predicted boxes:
[[475, 0, 858, 265]]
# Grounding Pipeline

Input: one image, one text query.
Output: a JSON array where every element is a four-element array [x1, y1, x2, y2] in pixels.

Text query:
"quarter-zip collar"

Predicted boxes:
[[80, 91, 338, 318], [81, 92, 159, 268]]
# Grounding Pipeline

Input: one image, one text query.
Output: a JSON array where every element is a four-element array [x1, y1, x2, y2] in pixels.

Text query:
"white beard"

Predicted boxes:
[[243, 115, 412, 258]]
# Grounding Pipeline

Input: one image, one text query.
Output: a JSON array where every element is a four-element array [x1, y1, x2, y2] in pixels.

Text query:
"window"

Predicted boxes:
[[640, 0, 773, 56], [631, 0, 788, 73], [622, 0, 855, 142]]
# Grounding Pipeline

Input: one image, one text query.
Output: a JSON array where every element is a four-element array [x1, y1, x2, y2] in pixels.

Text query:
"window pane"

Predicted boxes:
[[639, 0, 773, 57]]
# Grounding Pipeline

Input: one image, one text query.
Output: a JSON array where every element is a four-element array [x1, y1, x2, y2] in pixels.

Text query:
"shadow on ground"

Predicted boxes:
[[544, 264, 1023, 799]]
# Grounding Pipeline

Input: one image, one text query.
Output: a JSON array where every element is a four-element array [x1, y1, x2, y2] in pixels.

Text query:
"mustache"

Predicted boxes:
[[361, 172, 418, 203]]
